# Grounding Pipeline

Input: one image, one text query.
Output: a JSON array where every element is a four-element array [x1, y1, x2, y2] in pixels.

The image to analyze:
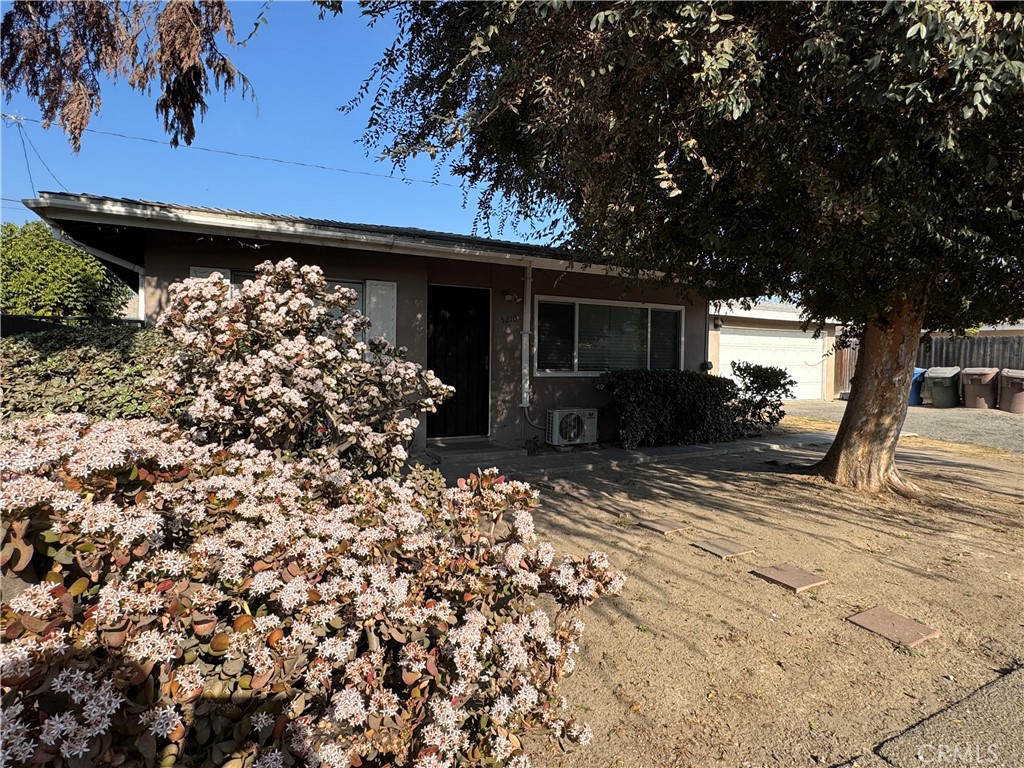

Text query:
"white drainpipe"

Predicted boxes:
[[138, 270, 147, 323], [521, 264, 533, 409]]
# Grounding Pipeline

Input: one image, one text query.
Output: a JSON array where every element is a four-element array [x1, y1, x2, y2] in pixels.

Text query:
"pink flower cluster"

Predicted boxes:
[[1, 416, 624, 767]]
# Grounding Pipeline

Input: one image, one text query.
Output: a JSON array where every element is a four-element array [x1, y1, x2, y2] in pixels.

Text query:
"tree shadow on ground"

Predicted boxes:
[[526, 443, 1021, 641]]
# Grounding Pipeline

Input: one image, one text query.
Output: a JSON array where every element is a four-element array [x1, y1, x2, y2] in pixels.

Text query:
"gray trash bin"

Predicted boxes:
[[924, 366, 961, 408], [962, 367, 998, 409], [998, 369, 1024, 414]]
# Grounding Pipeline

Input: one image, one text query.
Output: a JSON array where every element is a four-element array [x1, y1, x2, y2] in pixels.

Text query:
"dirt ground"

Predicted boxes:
[[524, 425, 1024, 768]]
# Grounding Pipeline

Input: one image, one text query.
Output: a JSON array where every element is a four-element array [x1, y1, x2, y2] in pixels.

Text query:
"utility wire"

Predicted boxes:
[[19, 125, 70, 192], [15, 122, 36, 195], [1, 113, 457, 188]]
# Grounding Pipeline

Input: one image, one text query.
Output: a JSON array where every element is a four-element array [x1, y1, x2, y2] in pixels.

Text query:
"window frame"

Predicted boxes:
[[533, 294, 685, 377]]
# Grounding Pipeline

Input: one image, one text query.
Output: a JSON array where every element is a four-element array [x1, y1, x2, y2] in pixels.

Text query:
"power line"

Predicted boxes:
[[1, 113, 457, 188], [15, 122, 36, 195], [20, 125, 69, 192]]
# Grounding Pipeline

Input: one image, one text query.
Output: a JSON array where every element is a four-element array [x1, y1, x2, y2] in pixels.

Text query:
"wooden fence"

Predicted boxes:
[[916, 334, 1024, 371], [833, 343, 859, 396], [833, 334, 1023, 397]]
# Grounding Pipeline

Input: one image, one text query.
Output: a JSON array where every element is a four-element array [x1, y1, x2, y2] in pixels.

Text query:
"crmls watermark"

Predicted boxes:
[[917, 744, 999, 764]]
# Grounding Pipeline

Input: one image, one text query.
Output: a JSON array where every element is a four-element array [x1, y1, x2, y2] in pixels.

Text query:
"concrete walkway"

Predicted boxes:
[[785, 400, 1023, 454], [426, 431, 837, 484], [837, 667, 1024, 768]]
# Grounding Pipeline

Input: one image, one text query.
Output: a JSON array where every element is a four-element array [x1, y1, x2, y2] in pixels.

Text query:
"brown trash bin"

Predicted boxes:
[[962, 367, 999, 409], [998, 369, 1024, 414]]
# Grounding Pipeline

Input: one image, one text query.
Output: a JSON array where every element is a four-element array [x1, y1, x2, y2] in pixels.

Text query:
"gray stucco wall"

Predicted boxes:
[[142, 231, 708, 448]]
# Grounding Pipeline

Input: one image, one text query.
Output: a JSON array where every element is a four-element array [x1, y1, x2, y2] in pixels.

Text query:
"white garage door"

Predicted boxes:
[[719, 326, 827, 400]]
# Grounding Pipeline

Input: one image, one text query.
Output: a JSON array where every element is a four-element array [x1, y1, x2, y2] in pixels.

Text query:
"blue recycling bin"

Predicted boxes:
[[908, 367, 927, 406]]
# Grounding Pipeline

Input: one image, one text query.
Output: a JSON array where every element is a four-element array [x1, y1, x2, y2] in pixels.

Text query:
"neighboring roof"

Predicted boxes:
[[977, 323, 1024, 333], [713, 300, 804, 321], [22, 191, 606, 273]]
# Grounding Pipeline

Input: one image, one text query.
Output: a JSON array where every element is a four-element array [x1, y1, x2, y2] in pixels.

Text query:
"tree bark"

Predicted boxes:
[[813, 300, 925, 493]]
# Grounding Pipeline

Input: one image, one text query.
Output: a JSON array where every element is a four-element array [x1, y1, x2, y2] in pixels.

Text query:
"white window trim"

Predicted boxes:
[[533, 294, 685, 378]]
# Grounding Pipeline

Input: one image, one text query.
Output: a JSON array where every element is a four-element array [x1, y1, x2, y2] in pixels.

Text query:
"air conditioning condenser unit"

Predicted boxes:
[[546, 408, 598, 447]]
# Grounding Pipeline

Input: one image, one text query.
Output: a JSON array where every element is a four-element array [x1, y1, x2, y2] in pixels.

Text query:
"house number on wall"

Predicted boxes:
[[501, 315, 521, 324]]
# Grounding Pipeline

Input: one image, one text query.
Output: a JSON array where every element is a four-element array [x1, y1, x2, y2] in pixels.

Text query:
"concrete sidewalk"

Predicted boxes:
[[836, 667, 1024, 768], [423, 431, 837, 484]]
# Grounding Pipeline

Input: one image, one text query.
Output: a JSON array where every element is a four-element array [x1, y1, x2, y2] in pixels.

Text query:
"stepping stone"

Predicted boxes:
[[751, 563, 829, 593], [691, 538, 755, 560], [847, 606, 940, 648], [637, 518, 688, 537]]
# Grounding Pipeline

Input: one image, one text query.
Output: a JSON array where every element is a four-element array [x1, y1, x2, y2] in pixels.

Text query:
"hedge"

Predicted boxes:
[[0, 325, 178, 420], [596, 366, 794, 449], [596, 369, 742, 448]]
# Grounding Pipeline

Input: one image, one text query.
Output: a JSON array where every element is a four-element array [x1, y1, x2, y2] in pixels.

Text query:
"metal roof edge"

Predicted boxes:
[[22, 192, 623, 275]]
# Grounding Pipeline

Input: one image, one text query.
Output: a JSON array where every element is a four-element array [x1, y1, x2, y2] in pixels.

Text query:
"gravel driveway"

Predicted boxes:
[[784, 399, 1023, 453]]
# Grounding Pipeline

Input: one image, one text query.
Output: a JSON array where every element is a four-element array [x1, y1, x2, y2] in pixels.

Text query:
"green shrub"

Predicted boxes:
[[0, 221, 131, 318], [730, 361, 796, 436], [597, 365, 795, 449], [0, 326, 178, 420], [597, 369, 741, 448]]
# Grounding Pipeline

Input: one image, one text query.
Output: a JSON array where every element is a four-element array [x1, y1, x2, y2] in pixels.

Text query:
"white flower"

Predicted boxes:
[[60, 730, 91, 759], [330, 688, 367, 726], [40, 712, 78, 745], [9, 583, 58, 617], [125, 630, 182, 665], [254, 749, 285, 768], [143, 705, 182, 737], [251, 712, 275, 731]]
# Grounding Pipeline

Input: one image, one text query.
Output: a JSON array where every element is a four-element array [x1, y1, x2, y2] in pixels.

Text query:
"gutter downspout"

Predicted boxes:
[[520, 264, 546, 432], [521, 264, 533, 410], [138, 271, 147, 323]]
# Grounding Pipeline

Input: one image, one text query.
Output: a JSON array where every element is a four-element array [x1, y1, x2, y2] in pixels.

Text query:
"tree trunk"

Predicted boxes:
[[813, 300, 925, 493]]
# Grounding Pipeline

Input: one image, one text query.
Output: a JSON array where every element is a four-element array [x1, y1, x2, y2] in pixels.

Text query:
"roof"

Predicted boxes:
[[22, 191, 598, 273], [710, 299, 840, 327]]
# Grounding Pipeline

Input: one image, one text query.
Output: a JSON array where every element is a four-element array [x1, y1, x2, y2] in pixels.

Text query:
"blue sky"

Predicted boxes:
[[1, 2, 504, 237]]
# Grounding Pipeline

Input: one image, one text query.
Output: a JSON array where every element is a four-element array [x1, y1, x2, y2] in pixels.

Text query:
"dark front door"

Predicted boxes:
[[427, 285, 490, 437]]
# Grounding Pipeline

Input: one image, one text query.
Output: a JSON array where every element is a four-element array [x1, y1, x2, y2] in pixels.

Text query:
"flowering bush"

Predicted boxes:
[[1, 416, 624, 767], [156, 258, 452, 476]]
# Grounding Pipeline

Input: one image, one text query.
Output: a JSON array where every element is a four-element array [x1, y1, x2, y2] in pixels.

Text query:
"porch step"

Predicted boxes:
[[424, 439, 528, 468]]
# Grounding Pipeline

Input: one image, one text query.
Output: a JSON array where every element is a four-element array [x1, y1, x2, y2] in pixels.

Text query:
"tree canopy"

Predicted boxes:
[[1, 0, 248, 149], [0, 221, 132, 318], [347, 1, 1024, 336]]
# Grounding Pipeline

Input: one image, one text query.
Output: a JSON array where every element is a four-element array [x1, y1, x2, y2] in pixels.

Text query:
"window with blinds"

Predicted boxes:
[[578, 304, 647, 371], [536, 300, 682, 374], [537, 302, 575, 371], [649, 309, 681, 370]]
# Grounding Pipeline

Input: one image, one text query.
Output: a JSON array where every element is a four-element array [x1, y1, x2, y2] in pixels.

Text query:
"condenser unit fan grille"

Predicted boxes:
[[559, 412, 584, 443]]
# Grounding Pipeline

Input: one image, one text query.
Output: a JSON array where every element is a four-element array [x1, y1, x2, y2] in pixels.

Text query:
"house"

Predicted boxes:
[[708, 301, 839, 400], [24, 192, 711, 452]]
